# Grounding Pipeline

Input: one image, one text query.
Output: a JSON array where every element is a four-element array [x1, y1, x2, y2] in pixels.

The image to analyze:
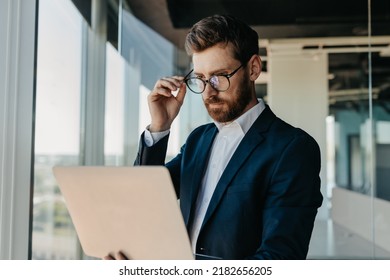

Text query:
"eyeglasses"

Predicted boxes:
[[184, 64, 244, 94]]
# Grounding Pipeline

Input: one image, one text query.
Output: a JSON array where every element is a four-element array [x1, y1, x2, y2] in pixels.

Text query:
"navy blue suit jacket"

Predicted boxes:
[[135, 105, 323, 259]]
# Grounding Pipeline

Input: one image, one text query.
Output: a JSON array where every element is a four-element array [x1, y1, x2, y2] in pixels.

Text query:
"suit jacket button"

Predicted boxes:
[[199, 247, 205, 251]]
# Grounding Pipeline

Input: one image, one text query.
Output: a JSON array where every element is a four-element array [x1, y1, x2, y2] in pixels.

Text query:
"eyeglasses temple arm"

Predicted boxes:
[[183, 69, 194, 81]]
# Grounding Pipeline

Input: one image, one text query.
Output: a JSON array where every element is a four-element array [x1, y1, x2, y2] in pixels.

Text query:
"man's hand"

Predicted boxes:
[[103, 251, 128, 260], [148, 76, 187, 132]]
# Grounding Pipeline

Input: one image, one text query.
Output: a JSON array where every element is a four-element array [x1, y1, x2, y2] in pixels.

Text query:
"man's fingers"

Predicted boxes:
[[103, 254, 114, 260], [176, 83, 187, 105], [150, 78, 182, 99], [116, 251, 128, 260], [150, 87, 173, 98], [157, 77, 182, 91], [150, 79, 187, 102], [103, 251, 128, 260]]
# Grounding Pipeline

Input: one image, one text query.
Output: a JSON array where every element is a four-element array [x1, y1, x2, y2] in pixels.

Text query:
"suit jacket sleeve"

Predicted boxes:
[[251, 133, 322, 259], [134, 132, 169, 166], [134, 132, 182, 196]]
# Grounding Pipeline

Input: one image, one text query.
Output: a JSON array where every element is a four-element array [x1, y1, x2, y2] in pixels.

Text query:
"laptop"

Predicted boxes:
[[52, 166, 194, 260]]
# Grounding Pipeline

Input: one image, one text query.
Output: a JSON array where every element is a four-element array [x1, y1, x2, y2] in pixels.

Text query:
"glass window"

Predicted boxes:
[[104, 42, 125, 166], [33, 0, 83, 259], [120, 10, 183, 159]]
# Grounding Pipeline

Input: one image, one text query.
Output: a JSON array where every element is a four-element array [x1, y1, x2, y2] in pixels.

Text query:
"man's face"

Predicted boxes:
[[192, 43, 255, 123]]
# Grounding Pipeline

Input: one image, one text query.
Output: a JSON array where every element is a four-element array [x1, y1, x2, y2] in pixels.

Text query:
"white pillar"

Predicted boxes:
[[80, 0, 107, 165], [0, 0, 37, 259], [268, 46, 328, 219]]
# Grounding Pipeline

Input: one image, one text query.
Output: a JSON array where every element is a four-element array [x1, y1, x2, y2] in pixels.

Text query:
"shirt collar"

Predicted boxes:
[[214, 99, 266, 134]]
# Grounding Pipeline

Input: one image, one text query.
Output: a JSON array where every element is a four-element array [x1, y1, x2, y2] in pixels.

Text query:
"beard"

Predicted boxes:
[[203, 75, 253, 123]]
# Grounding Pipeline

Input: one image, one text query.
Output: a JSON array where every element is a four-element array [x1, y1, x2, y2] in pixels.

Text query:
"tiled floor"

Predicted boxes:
[[307, 219, 390, 259]]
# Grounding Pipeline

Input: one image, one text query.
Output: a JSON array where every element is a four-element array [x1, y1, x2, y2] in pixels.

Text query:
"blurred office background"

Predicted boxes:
[[1, 0, 390, 259]]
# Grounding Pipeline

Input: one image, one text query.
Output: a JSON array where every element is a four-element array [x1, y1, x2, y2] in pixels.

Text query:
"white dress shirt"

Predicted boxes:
[[144, 99, 266, 254], [189, 100, 265, 253]]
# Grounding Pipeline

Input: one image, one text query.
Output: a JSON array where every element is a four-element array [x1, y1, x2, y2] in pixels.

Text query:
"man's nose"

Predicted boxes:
[[202, 82, 218, 99]]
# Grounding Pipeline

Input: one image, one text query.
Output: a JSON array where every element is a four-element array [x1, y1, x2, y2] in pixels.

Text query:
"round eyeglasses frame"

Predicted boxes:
[[183, 64, 244, 94]]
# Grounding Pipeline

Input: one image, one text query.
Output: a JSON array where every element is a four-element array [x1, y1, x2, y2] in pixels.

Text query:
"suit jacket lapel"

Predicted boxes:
[[182, 125, 218, 226], [200, 106, 276, 229]]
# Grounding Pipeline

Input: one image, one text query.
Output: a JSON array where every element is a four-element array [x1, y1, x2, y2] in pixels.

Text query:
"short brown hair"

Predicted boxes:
[[184, 14, 259, 64]]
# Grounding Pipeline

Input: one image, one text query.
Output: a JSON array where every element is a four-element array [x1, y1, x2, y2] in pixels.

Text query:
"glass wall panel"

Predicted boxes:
[[33, 0, 83, 259], [104, 42, 125, 165], [329, 51, 390, 200], [324, 0, 390, 258], [371, 53, 390, 202], [329, 52, 371, 194], [370, 0, 390, 255]]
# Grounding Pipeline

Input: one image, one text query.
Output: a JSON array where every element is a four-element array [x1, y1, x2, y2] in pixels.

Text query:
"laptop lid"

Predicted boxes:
[[52, 166, 194, 260]]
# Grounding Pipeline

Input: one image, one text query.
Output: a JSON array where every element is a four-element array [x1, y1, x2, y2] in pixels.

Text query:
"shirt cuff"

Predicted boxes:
[[144, 125, 170, 147]]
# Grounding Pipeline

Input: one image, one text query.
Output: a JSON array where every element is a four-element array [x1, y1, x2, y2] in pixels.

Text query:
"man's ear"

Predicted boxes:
[[248, 55, 262, 81]]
